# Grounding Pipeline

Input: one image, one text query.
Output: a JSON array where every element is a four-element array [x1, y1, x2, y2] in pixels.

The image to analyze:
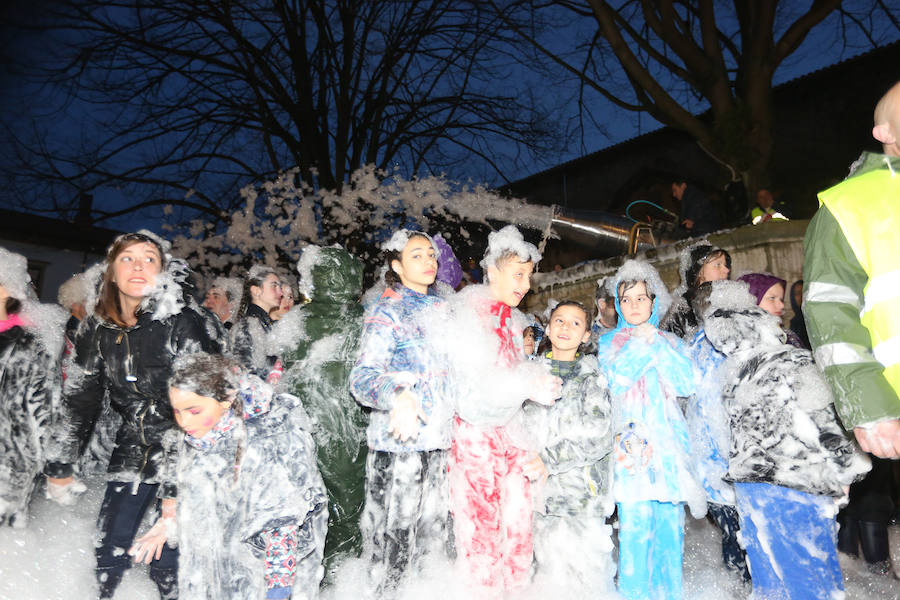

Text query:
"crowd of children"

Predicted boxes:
[[0, 220, 885, 600]]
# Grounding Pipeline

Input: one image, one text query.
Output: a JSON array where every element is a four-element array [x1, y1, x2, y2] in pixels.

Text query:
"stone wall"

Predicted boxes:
[[525, 219, 809, 325]]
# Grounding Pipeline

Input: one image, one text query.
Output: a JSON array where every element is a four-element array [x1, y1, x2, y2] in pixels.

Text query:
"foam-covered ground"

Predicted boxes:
[[1, 477, 898, 599]]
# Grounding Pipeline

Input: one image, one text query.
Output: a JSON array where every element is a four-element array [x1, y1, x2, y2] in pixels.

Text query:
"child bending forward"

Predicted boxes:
[[166, 353, 328, 600], [701, 283, 870, 600], [527, 300, 615, 594], [597, 259, 705, 600]]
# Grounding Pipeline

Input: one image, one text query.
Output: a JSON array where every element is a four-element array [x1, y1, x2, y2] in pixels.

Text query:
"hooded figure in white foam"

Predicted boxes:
[[0, 246, 66, 526]]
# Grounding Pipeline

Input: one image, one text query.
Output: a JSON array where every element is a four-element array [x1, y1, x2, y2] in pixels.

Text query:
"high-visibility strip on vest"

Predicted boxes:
[[819, 167, 900, 390], [805, 281, 861, 310], [814, 342, 876, 368]]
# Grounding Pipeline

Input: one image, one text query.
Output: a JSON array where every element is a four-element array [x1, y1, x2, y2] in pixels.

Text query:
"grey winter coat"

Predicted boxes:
[[703, 304, 870, 497], [172, 392, 328, 600], [0, 323, 62, 523], [527, 353, 613, 518]]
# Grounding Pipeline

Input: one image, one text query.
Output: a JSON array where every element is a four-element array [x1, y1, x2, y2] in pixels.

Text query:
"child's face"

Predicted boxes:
[[697, 253, 730, 284], [619, 281, 653, 326], [547, 305, 590, 353], [758, 283, 785, 317], [523, 329, 535, 355], [487, 258, 533, 307], [392, 235, 437, 293], [169, 387, 231, 439]]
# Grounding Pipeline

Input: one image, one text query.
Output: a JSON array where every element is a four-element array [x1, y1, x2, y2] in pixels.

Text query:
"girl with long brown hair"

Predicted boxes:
[[44, 231, 224, 599]]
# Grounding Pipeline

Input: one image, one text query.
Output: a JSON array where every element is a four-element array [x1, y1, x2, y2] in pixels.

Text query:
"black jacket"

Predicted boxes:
[[46, 296, 223, 495], [229, 303, 277, 379]]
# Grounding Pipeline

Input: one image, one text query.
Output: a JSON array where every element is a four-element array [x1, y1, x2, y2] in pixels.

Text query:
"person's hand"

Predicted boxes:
[[388, 389, 427, 442], [45, 477, 87, 506], [530, 374, 562, 406], [682, 218, 695, 230], [129, 498, 176, 564], [854, 419, 900, 459], [522, 453, 547, 482]]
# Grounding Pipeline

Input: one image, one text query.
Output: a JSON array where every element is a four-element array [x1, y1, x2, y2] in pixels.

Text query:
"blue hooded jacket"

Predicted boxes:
[[597, 260, 705, 516]]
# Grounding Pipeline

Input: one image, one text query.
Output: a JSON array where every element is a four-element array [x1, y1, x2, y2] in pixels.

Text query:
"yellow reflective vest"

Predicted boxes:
[[818, 165, 900, 397]]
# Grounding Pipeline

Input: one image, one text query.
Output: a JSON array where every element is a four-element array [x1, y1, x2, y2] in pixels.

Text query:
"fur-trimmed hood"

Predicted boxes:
[[605, 259, 672, 329]]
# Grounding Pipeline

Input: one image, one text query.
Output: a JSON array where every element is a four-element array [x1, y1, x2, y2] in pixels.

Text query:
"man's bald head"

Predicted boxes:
[[873, 81, 900, 156]]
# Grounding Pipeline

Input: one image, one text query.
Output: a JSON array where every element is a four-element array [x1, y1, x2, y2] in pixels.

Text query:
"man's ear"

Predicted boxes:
[[873, 123, 896, 146]]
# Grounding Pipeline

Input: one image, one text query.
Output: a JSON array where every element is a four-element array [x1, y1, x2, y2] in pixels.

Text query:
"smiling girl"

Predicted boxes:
[[44, 231, 224, 599], [349, 229, 455, 596]]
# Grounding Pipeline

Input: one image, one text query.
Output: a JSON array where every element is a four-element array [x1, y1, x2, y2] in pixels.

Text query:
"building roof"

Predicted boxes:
[[501, 40, 900, 196], [1, 208, 123, 255]]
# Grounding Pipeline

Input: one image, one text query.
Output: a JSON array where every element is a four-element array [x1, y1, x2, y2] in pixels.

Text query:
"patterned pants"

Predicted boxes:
[[449, 419, 534, 592], [361, 449, 450, 597]]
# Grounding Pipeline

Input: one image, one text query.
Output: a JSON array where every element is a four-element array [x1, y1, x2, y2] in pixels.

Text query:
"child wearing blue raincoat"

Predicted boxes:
[[597, 259, 705, 600], [684, 281, 749, 581]]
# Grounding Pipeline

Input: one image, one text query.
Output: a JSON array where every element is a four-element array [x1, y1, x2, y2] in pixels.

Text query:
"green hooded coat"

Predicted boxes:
[[281, 247, 368, 573]]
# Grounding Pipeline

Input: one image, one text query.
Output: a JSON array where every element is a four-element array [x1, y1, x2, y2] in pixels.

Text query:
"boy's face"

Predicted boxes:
[[487, 258, 533, 307], [547, 305, 590, 353], [204, 287, 232, 321], [523, 329, 535, 355], [619, 281, 653, 326]]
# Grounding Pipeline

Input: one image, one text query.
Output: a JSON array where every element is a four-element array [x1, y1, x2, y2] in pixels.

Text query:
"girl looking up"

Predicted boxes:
[[44, 231, 223, 599]]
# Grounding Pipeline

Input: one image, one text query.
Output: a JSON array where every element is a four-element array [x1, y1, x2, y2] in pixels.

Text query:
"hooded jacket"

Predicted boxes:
[[703, 299, 870, 497], [350, 283, 453, 452], [597, 259, 705, 516], [45, 260, 224, 494], [282, 246, 369, 563], [171, 382, 328, 600], [0, 315, 63, 521]]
